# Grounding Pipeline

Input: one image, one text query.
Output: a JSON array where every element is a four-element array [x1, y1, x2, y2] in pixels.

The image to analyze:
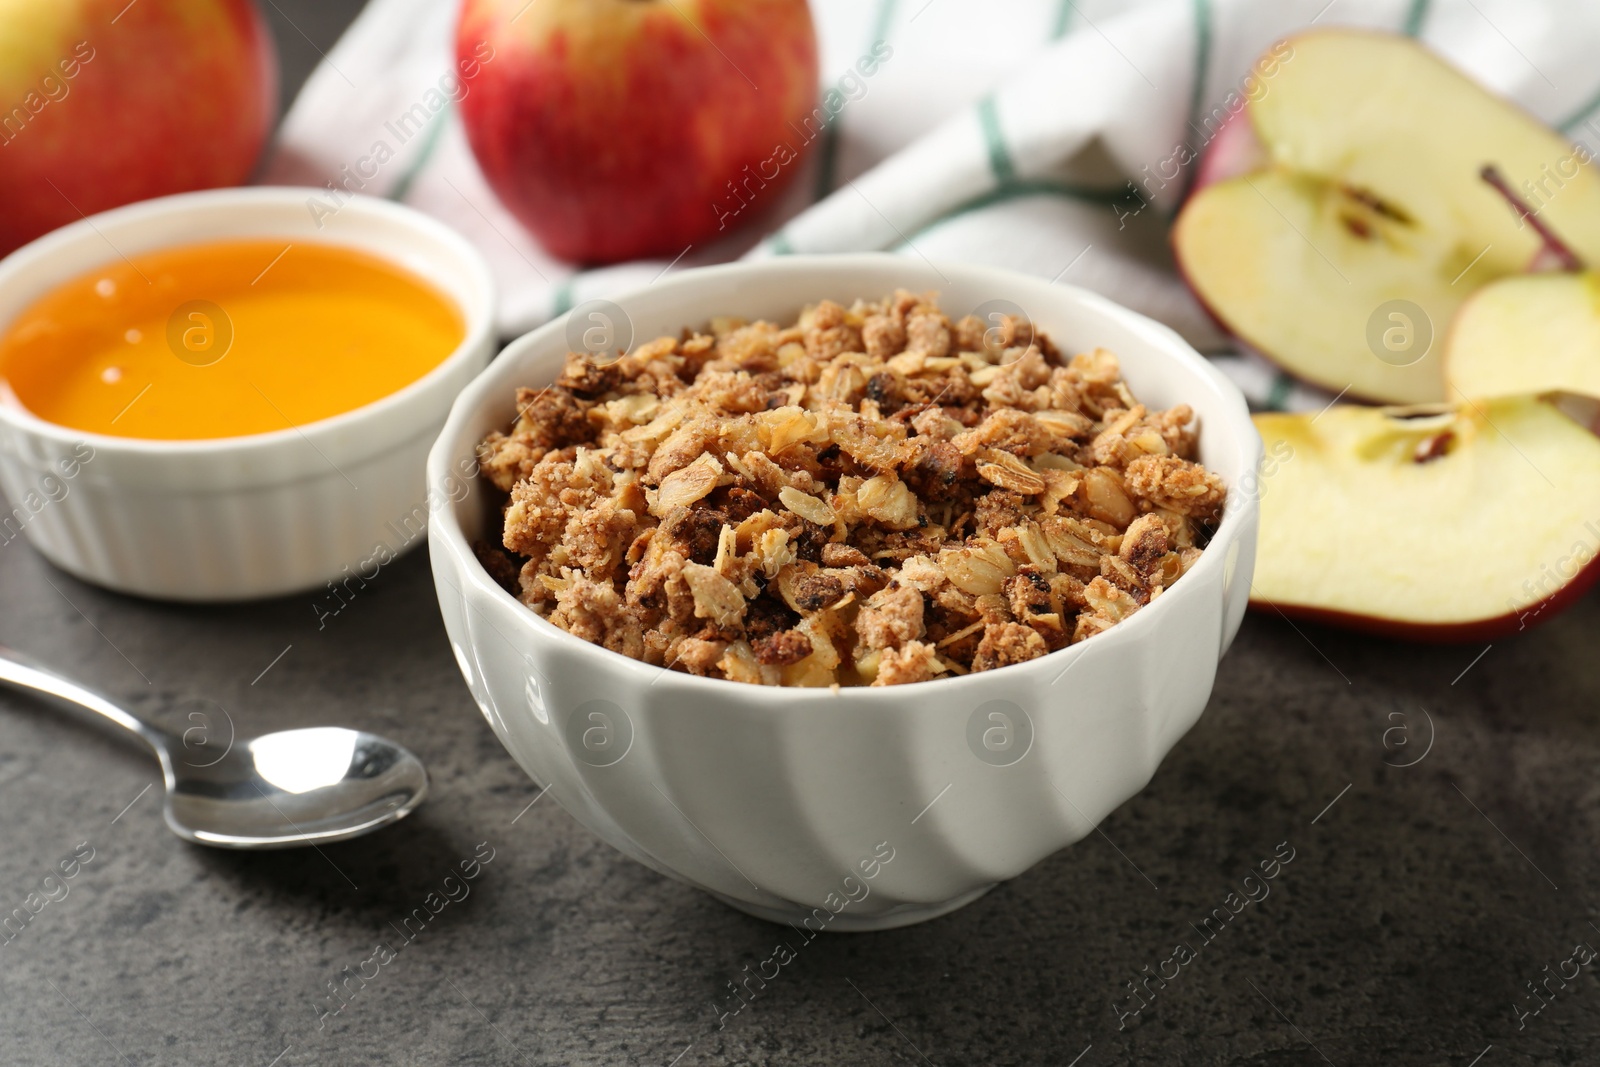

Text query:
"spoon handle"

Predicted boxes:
[[0, 644, 173, 756]]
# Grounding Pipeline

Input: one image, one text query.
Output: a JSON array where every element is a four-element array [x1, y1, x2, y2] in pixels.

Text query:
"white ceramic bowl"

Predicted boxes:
[[428, 256, 1261, 930], [0, 188, 494, 601]]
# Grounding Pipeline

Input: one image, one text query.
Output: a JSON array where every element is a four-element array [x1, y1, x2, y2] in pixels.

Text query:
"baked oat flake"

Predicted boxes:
[[475, 290, 1227, 687]]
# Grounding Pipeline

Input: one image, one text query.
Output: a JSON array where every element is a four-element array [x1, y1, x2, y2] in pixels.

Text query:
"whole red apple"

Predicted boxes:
[[0, 0, 276, 256], [457, 0, 819, 264]]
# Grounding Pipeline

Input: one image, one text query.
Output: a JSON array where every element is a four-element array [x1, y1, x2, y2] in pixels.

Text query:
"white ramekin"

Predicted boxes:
[[0, 188, 495, 600], [428, 256, 1261, 930]]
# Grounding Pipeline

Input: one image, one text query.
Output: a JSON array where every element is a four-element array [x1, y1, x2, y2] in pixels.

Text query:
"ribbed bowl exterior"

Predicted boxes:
[[429, 256, 1261, 929], [0, 415, 463, 601]]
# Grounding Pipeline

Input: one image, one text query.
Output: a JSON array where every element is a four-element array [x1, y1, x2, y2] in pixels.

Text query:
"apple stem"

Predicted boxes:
[[1480, 165, 1587, 272]]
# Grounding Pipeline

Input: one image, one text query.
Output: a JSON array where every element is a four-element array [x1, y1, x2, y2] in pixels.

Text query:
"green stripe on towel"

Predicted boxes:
[[1184, 0, 1213, 140], [977, 95, 1018, 184], [811, 115, 843, 203], [550, 277, 577, 318], [1264, 372, 1294, 412], [1402, 0, 1431, 37], [1558, 81, 1600, 134], [1050, 0, 1075, 40], [870, 0, 899, 46], [894, 180, 1137, 248], [387, 102, 453, 205], [814, 0, 900, 203], [1178, 0, 1212, 203]]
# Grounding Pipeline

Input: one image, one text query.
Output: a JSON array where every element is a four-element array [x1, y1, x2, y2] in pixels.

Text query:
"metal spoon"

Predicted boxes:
[[0, 645, 428, 849]]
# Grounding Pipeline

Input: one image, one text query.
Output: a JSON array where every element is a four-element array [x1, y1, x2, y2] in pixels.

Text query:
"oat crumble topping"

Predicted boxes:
[[475, 290, 1227, 687]]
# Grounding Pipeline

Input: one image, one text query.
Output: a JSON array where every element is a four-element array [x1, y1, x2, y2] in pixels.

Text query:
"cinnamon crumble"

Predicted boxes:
[[475, 291, 1226, 687]]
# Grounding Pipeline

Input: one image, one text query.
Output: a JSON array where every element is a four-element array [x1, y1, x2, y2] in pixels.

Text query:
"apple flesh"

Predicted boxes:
[[1174, 29, 1600, 405], [456, 0, 819, 264], [0, 0, 276, 257], [1251, 395, 1600, 640], [1443, 174, 1600, 401], [1445, 272, 1600, 401]]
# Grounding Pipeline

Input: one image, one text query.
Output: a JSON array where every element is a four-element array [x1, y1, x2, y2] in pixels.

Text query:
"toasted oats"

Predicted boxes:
[[480, 290, 1224, 685], [976, 449, 1047, 495], [712, 523, 738, 576], [653, 453, 723, 514], [940, 540, 1015, 596], [856, 474, 919, 530], [718, 640, 766, 685], [1083, 576, 1140, 622], [755, 527, 798, 578], [1038, 468, 1081, 516], [1078, 466, 1137, 527], [872, 640, 946, 686], [856, 582, 925, 650], [1002, 522, 1058, 574], [1124, 454, 1227, 517], [821, 543, 871, 568], [778, 485, 836, 526], [683, 563, 747, 628]]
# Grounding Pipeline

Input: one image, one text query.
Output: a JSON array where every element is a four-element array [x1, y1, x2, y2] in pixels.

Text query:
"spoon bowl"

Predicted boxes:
[[0, 645, 428, 849], [164, 727, 428, 848]]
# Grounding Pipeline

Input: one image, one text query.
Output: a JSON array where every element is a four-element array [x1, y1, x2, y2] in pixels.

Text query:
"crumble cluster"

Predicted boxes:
[[475, 291, 1227, 687]]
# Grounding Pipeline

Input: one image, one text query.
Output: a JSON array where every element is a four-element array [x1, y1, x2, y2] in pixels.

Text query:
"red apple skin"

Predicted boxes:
[[456, 0, 818, 264], [1249, 551, 1600, 642], [0, 0, 276, 257], [1189, 108, 1264, 197]]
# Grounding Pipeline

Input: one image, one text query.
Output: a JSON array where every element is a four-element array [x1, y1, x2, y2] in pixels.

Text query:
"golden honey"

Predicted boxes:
[[0, 239, 464, 440]]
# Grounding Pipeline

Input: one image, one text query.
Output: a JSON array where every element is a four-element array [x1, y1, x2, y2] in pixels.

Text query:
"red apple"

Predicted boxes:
[[456, 0, 819, 264], [0, 0, 276, 257]]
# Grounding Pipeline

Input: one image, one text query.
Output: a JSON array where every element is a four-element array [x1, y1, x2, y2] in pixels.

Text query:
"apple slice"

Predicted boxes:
[[1174, 29, 1600, 405], [1446, 272, 1600, 400], [1251, 395, 1600, 640], [1443, 173, 1599, 401]]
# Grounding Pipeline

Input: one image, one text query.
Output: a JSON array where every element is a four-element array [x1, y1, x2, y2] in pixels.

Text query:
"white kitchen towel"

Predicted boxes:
[[262, 0, 1600, 411]]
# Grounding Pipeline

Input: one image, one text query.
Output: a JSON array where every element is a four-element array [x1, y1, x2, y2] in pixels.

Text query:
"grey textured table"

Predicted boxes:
[[3, 4, 1599, 1064]]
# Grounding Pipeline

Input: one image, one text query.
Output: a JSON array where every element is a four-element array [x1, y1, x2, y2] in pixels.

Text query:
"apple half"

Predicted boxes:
[[1174, 29, 1600, 404], [1251, 394, 1600, 640], [1446, 271, 1600, 400]]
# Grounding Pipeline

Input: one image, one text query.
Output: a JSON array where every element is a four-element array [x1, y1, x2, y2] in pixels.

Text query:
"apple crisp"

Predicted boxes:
[[475, 291, 1227, 687]]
